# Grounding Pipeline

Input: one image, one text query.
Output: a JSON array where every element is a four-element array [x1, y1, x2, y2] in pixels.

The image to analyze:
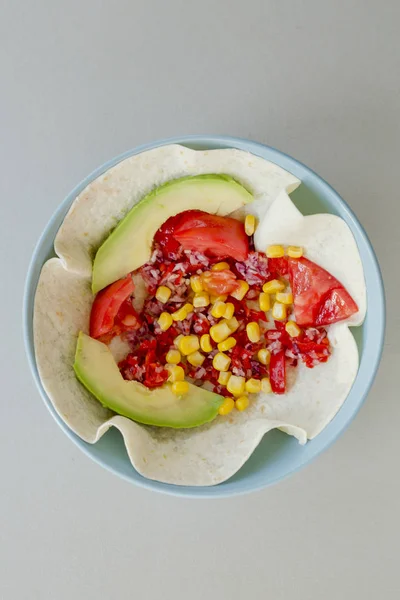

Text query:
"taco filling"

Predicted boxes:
[[85, 206, 358, 418]]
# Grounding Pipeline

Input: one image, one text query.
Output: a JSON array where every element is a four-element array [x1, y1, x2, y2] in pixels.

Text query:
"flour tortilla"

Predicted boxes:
[[34, 144, 365, 486]]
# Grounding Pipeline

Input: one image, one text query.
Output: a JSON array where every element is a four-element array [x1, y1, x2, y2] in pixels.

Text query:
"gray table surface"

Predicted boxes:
[[1, 1, 398, 598]]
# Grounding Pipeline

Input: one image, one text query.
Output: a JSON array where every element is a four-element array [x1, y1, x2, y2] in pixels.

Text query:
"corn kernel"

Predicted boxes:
[[287, 246, 303, 258], [257, 348, 271, 365], [222, 316, 240, 332], [245, 214, 256, 236], [210, 294, 228, 303], [187, 350, 205, 367], [218, 337, 237, 352], [171, 381, 189, 395], [223, 302, 235, 319], [210, 322, 232, 343], [178, 335, 200, 355], [193, 292, 210, 308], [285, 320, 301, 338], [190, 275, 204, 293], [218, 371, 232, 386], [155, 285, 171, 303], [262, 279, 285, 293], [261, 378, 272, 393], [211, 300, 227, 319], [174, 334, 184, 347], [166, 365, 185, 382], [230, 280, 249, 301], [227, 375, 246, 396], [266, 245, 285, 258], [235, 396, 250, 411], [246, 322, 261, 343], [211, 262, 230, 271], [158, 312, 173, 331], [245, 378, 262, 394], [213, 352, 231, 372], [165, 349, 181, 364], [276, 292, 293, 305], [259, 292, 271, 312], [218, 397, 235, 416], [172, 306, 189, 321], [272, 302, 287, 321], [200, 334, 213, 353], [183, 303, 194, 314]]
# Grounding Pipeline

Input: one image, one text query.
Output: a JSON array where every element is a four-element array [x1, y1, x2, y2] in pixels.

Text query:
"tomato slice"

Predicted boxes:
[[89, 275, 134, 338], [201, 270, 239, 295], [173, 211, 249, 261], [288, 257, 358, 327], [269, 351, 286, 394]]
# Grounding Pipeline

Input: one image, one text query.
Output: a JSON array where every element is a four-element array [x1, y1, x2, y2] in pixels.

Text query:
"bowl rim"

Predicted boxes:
[[23, 135, 386, 498]]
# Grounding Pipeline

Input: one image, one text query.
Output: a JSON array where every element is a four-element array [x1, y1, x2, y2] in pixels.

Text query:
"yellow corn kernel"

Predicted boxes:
[[262, 279, 285, 293], [218, 337, 237, 352], [210, 294, 228, 303], [218, 397, 235, 416], [165, 349, 181, 364], [246, 322, 261, 343], [230, 280, 249, 301], [276, 292, 293, 305], [212, 352, 231, 372], [171, 381, 189, 395], [172, 306, 189, 321], [261, 377, 272, 393], [190, 275, 203, 293], [218, 371, 232, 386], [158, 312, 173, 331], [222, 316, 240, 332], [183, 303, 194, 314], [272, 302, 287, 321], [211, 261, 230, 271], [287, 246, 303, 258], [245, 214, 256, 236], [227, 375, 246, 396], [259, 292, 271, 312], [193, 292, 210, 308], [187, 350, 205, 367], [174, 334, 184, 347], [200, 334, 213, 353], [211, 300, 227, 318], [235, 396, 250, 411], [285, 320, 301, 338], [155, 285, 171, 303], [266, 244, 285, 258], [257, 348, 271, 365], [166, 365, 185, 382], [210, 322, 232, 343], [245, 378, 262, 394], [178, 335, 200, 356], [223, 302, 235, 319]]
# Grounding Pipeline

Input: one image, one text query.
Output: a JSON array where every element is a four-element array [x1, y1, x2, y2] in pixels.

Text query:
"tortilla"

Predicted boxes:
[[33, 144, 365, 486]]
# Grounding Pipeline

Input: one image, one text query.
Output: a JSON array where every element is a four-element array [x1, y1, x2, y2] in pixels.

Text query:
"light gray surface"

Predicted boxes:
[[1, 1, 398, 598]]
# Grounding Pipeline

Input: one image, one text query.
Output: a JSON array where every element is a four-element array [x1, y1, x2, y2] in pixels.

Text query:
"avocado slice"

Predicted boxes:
[[92, 174, 253, 293], [74, 332, 224, 428]]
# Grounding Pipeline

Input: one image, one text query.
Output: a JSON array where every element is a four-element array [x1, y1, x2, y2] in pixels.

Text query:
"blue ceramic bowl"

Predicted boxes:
[[23, 136, 385, 497]]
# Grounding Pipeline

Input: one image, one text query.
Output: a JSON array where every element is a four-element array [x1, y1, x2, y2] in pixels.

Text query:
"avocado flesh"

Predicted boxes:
[[92, 174, 253, 293], [74, 332, 224, 428]]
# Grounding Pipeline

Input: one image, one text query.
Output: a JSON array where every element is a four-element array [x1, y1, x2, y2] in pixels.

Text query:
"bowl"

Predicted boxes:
[[23, 135, 385, 497]]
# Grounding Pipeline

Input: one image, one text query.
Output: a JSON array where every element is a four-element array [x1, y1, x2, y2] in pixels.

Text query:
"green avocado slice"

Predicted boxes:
[[74, 332, 224, 428], [92, 174, 253, 293]]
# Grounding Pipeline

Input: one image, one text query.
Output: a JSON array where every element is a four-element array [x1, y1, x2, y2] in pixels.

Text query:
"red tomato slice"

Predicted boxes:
[[90, 275, 134, 339], [201, 270, 239, 295], [173, 211, 249, 261], [288, 257, 358, 327], [270, 351, 286, 394]]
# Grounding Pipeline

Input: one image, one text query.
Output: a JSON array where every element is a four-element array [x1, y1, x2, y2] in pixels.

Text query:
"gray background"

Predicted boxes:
[[1, 1, 398, 598]]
